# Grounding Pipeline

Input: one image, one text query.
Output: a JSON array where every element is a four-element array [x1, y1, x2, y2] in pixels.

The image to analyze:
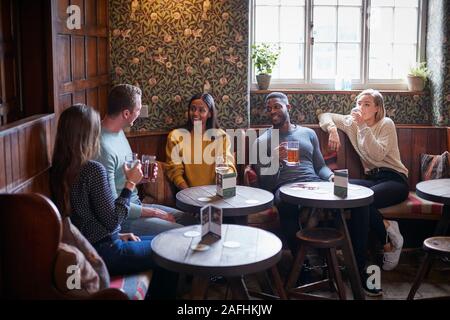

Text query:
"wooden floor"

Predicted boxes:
[[177, 249, 450, 300]]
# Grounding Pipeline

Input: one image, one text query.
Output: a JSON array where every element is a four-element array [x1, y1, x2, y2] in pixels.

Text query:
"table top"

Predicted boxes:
[[279, 181, 374, 209], [151, 224, 282, 277], [416, 179, 450, 205], [176, 185, 274, 216]]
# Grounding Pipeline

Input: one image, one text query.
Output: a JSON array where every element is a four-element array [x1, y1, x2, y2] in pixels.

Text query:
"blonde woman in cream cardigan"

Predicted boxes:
[[318, 89, 408, 275]]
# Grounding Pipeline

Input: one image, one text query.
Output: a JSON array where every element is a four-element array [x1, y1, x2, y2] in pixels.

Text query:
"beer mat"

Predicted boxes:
[[223, 241, 240, 248], [184, 231, 201, 238], [197, 197, 212, 202]]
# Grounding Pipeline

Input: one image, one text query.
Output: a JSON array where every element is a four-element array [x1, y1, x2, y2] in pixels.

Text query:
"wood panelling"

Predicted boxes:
[[127, 125, 449, 191], [52, 0, 109, 116], [0, 114, 54, 195], [0, 0, 19, 124]]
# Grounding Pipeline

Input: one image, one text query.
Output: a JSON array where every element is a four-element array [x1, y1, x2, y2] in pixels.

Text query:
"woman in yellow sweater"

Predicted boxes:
[[319, 89, 408, 281], [165, 93, 236, 190]]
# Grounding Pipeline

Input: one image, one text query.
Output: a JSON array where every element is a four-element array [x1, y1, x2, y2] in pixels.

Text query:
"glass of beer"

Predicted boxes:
[[286, 141, 300, 166], [141, 154, 156, 182], [215, 156, 229, 174]]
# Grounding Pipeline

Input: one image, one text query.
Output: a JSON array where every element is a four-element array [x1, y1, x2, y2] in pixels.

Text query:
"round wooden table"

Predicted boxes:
[[176, 185, 274, 224], [279, 181, 374, 300], [151, 224, 284, 299], [416, 179, 450, 235]]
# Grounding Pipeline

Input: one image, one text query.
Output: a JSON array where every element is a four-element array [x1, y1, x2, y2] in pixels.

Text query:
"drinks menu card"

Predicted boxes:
[[334, 169, 348, 198], [200, 205, 222, 239]]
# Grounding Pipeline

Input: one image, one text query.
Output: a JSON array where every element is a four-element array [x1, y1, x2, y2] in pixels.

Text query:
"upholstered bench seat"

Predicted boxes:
[[380, 192, 443, 220], [110, 271, 153, 300]]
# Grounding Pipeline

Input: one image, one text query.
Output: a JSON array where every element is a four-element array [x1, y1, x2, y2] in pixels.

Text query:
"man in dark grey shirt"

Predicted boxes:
[[252, 92, 370, 292]]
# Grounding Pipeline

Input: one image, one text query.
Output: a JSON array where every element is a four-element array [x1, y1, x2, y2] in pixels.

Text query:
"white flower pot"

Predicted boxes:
[[407, 75, 425, 91]]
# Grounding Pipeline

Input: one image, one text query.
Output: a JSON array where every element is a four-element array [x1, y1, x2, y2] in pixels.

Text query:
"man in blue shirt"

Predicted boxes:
[[252, 92, 371, 294], [98, 84, 197, 236]]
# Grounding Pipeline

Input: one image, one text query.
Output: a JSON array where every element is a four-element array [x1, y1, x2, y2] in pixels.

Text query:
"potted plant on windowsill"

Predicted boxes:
[[407, 62, 429, 91], [251, 43, 280, 90]]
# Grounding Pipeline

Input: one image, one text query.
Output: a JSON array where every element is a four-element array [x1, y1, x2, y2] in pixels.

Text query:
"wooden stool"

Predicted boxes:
[[286, 227, 347, 300], [407, 237, 450, 300]]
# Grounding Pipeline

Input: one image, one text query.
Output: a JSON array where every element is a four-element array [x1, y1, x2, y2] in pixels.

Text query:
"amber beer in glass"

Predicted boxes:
[[286, 141, 300, 166]]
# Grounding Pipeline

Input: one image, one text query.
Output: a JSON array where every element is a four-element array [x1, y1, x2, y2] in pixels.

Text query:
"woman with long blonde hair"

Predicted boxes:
[[319, 89, 408, 296]]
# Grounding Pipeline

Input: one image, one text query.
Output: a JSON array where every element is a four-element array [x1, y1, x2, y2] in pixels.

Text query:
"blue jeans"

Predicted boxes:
[[94, 235, 178, 299], [121, 204, 198, 236]]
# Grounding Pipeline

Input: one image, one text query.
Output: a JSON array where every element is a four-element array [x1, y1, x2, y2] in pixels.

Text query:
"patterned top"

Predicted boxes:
[[70, 160, 132, 244], [318, 113, 408, 177]]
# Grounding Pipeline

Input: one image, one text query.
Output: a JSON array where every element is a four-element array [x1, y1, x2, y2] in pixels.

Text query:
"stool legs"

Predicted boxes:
[[286, 245, 347, 300], [326, 248, 346, 300], [407, 253, 434, 300], [286, 245, 307, 290]]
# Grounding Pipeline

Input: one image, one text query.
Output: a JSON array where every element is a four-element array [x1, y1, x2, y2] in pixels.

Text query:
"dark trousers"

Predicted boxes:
[[94, 235, 179, 299], [350, 171, 409, 245], [275, 188, 370, 276]]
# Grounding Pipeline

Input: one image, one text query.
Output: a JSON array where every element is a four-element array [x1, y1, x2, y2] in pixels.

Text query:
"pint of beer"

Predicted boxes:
[[286, 141, 300, 166]]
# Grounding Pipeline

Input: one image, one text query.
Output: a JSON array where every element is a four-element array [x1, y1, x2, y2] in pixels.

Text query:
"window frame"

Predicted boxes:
[[250, 0, 428, 91]]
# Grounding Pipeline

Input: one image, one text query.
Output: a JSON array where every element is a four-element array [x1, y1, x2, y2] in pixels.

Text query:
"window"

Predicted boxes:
[[251, 0, 426, 89]]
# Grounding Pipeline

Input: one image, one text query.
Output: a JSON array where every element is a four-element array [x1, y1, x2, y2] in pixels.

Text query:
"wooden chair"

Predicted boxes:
[[0, 193, 128, 300], [407, 237, 450, 300]]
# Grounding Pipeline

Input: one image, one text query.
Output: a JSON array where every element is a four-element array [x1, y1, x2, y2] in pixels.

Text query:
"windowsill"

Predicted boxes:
[[250, 89, 427, 95]]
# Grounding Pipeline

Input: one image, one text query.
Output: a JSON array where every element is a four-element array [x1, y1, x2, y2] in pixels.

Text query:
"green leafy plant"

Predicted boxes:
[[408, 62, 429, 82], [251, 43, 281, 75]]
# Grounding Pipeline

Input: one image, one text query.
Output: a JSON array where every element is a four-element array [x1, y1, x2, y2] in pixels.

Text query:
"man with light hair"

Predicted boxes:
[[97, 84, 196, 236]]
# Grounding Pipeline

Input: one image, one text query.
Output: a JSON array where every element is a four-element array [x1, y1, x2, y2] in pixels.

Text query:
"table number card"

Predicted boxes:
[[334, 169, 348, 198], [216, 172, 237, 198], [200, 205, 222, 239]]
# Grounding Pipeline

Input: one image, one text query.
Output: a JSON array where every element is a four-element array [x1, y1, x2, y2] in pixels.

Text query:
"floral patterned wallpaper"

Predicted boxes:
[[427, 0, 450, 127], [110, 0, 449, 130], [250, 92, 432, 126], [110, 0, 249, 131]]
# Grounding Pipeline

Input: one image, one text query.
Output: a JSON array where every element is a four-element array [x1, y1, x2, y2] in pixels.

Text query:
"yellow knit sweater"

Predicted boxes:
[[165, 128, 237, 188]]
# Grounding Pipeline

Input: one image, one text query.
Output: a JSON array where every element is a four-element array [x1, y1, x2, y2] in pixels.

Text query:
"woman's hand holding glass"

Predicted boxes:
[[123, 160, 143, 189], [343, 107, 362, 126]]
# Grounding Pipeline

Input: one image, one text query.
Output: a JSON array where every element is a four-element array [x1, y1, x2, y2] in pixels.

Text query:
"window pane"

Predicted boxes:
[[369, 0, 419, 80], [395, 0, 418, 8], [339, 0, 362, 5], [314, 7, 337, 42], [371, 0, 394, 6], [369, 44, 393, 79], [338, 7, 361, 42], [370, 7, 394, 44], [282, 0, 305, 5], [337, 43, 360, 79], [255, 6, 279, 43], [313, 43, 336, 79], [315, 0, 337, 5], [393, 44, 416, 78], [280, 6, 304, 43], [277, 43, 304, 79], [257, 0, 280, 5], [394, 8, 418, 43]]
